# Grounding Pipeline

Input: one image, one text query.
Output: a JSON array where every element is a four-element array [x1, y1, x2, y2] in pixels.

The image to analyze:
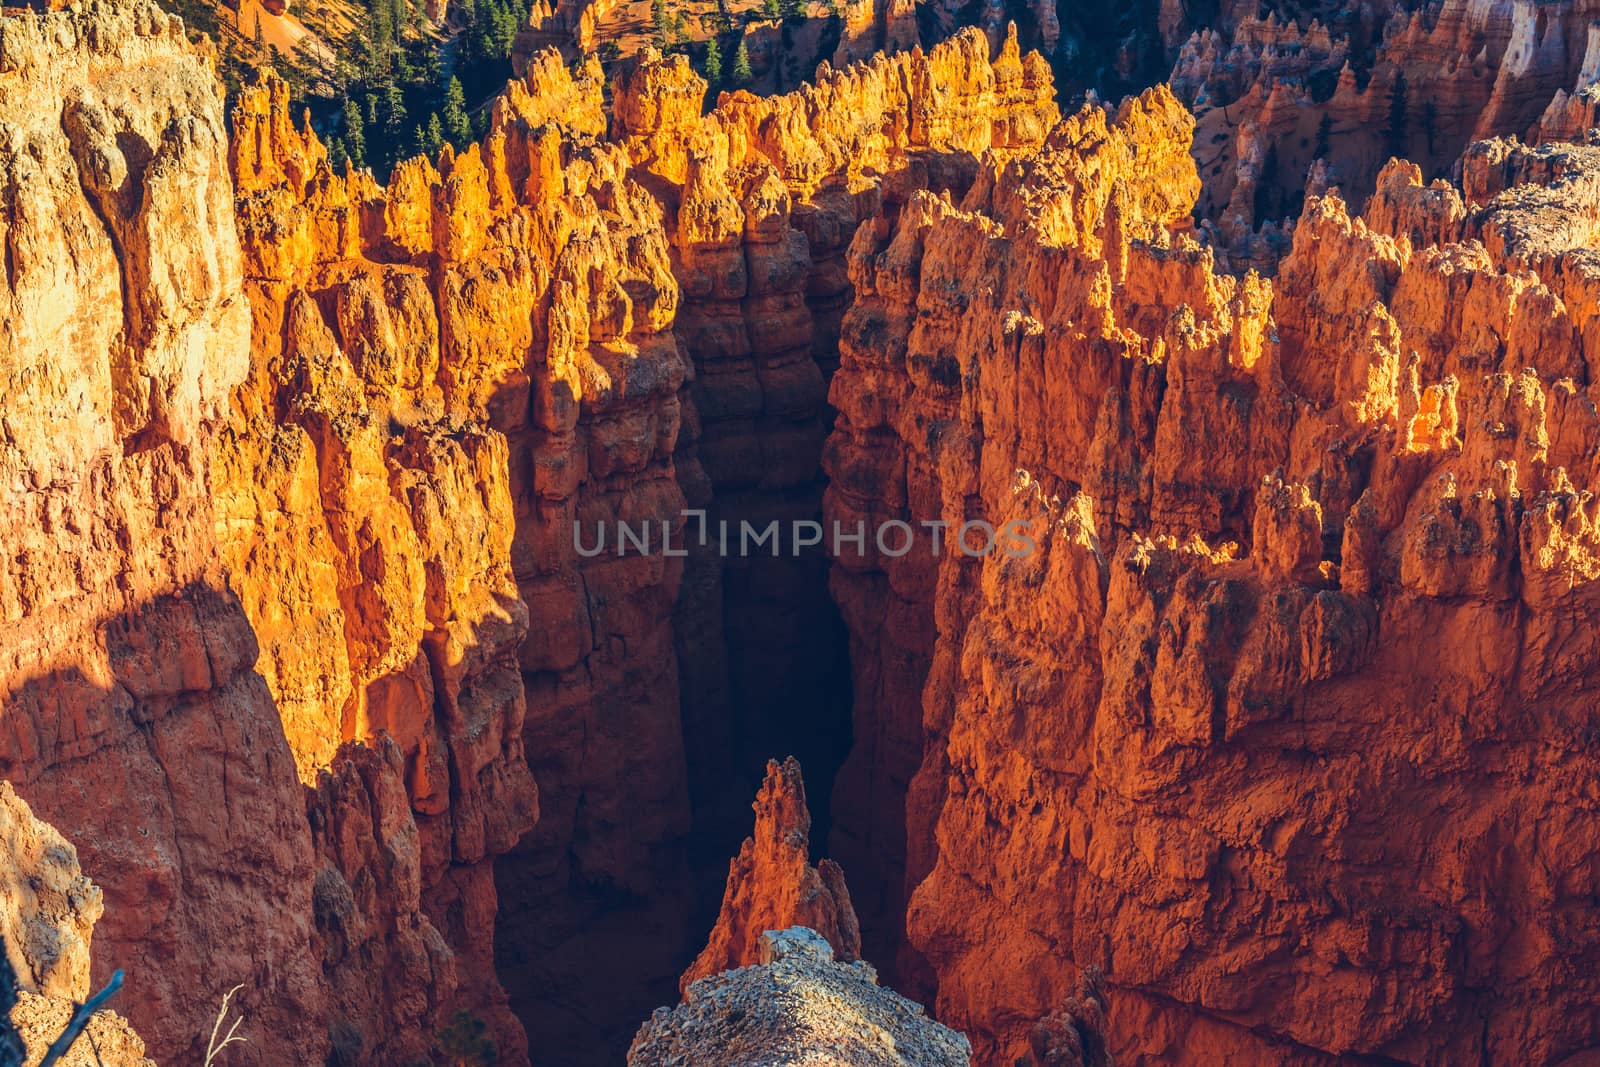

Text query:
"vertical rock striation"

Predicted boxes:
[[680, 757, 860, 991], [0, 5, 325, 1062], [823, 63, 1600, 1066]]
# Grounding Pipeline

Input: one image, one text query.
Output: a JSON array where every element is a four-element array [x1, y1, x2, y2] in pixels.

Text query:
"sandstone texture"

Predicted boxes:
[[225, 63, 549, 1063], [505, 29, 1056, 1055], [0, 783, 153, 1067], [822, 51, 1600, 1067], [0, 12, 1058, 1063], [10, 1, 1600, 1066], [631, 926, 972, 1067], [682, 758, 861, 991], [833, 0, 918, 69], [0, 4, 325, 1062]]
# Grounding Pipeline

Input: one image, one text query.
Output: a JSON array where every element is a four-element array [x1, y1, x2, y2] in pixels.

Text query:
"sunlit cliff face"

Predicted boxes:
[[5, 1, 1600, 1066]]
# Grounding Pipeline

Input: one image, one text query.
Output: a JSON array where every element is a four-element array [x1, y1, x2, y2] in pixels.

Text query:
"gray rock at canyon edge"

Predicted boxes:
[[627, 926, 973, 1066]]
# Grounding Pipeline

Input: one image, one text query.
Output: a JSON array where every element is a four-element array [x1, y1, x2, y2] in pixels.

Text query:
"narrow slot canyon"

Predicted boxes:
[[10, 2, 1600, 1066]]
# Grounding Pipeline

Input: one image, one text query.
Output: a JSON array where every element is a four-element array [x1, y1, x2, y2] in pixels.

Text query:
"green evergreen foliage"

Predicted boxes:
[[343, 96, 368, 167], [436, 1011, 499, 1067], [151, 0, 532, 180], [421, 112, 446, 156], [703, 37, 723, 87], [384, 78, 408, 140], [443, 76, 473, 149], [732, 39, 752, 84], [1313, 113, 1332, 160]]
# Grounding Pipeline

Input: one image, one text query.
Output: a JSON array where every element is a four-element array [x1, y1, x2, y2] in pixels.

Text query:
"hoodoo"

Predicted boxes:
[[3, 0, 1600, 1065]]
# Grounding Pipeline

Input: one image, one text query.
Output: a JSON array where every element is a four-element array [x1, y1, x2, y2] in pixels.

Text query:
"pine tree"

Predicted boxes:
[[469, 0, 499, 63], [443, 76, 472, 148], [761, 0, 780, 18], [366, 0, 394, 60], [1313, 113, 1332, 160], [383, 78, 408, 162], [732, 39, 751, 84], [490, 0, 517, 57], [457, 0, 479, 60], [703, 37, 722, 87], [423, 112, 445, 156], [343, 97, 367, 167]]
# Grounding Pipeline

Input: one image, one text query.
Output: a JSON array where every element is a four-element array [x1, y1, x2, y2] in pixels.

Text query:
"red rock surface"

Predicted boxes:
[[680, 758, 861, 991], [823, 63, 1600, 1067], [0, 6, 325, 1062], [10, 3, 1600, 1066]]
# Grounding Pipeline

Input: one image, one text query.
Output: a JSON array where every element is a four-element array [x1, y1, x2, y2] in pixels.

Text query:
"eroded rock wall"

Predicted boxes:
[[1173, 0, 1600, 271], [222, 49, 701, 1060], [824, 69, 1600, 1066], [602, 29, 1060, 999], [0, 6, 326, 1062]]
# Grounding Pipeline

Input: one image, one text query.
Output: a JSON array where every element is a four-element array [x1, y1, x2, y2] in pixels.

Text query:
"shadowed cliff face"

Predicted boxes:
[[0, 5, 325, 1061], [213, 30, 1060, 1063], [13, 3, 1600, 1067]]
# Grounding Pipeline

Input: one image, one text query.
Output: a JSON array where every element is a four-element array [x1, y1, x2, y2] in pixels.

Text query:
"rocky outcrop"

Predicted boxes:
[[833, 0, 918, 68], [510, 0, 617, 69], [681, 758, 860, 991], [0, 5, 325, 1062], [223, 23, 1055, 1063], [631, 927, 972, 1067], [823, 64, 1600, 1066], [1022, 971, 1114, 1067], [0, 783, 154, 1067], [604, 28, 1059, 996], [1171, 0, 1600, 271], [25, 3, 1600, 1066], [224, 64, 552, 1061]]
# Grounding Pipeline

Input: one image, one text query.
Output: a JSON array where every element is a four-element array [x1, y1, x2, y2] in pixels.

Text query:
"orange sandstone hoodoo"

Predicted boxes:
[[5, 1, 1600, 1066]]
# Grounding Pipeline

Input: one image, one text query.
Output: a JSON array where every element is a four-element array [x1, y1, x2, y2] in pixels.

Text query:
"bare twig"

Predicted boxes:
[[37, 970, 123, 1067], [203, 984, 248, 1067]]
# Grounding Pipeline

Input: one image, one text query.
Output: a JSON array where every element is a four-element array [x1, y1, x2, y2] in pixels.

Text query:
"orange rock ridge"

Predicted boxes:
[[10, 2, 1600, 1066], [824, 61, 1600, 1067], [219, 19, 1059, 1063]]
